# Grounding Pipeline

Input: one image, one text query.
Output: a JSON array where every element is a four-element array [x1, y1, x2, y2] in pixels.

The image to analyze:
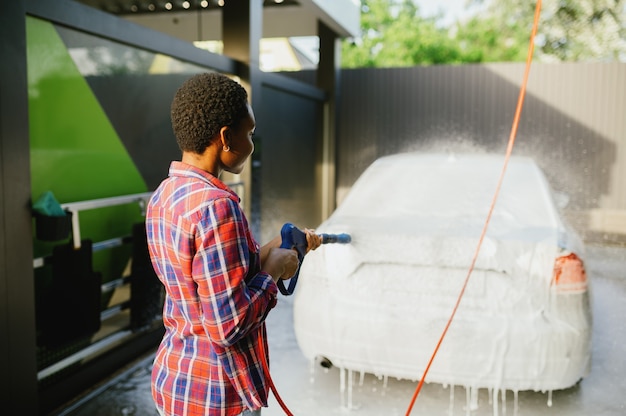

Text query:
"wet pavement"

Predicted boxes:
[[56, 244, 626, 416]]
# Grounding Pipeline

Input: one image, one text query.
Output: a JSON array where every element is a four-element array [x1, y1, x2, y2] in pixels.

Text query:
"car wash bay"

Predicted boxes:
[[57, 61, 626, 415], [3, 2, 625, 415]]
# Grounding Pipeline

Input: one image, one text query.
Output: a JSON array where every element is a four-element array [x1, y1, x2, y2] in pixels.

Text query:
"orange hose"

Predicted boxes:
[[404, 1, 543, 414], [259, 330, 295, 416]]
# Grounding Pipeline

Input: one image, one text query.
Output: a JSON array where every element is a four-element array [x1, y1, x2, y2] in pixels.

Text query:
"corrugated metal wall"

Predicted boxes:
[[335, 63, 626, 243]]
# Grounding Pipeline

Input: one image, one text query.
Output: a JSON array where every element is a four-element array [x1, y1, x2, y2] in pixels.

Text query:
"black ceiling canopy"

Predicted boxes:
[[76, 0, 300, 15]]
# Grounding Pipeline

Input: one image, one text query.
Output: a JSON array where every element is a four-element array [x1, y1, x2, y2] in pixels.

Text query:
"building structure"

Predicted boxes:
[[0, 1, 359, 414]]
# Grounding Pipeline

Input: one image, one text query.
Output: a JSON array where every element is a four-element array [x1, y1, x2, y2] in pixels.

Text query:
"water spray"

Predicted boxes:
[[404, 1, 543, 414]]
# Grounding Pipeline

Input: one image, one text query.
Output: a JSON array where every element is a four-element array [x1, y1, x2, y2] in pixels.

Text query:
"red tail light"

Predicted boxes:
[[552, 253, 587, 293]]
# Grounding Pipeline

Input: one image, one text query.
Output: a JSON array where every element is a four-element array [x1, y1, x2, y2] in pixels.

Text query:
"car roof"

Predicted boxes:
[[334, 152, 561, 230]]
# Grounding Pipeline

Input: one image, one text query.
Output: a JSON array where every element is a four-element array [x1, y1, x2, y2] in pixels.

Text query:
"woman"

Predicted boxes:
[[146, 72, 320, 416]]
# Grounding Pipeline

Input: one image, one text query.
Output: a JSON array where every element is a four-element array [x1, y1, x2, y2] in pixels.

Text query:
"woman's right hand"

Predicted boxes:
[[261, 247, 300, 282]]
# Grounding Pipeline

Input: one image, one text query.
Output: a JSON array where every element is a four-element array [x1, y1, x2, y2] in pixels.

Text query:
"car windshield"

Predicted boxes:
[[336, 153, 561, 230]]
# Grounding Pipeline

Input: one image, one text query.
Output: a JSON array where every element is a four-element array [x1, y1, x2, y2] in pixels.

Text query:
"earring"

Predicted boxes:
[[223, 145, 230, 152]]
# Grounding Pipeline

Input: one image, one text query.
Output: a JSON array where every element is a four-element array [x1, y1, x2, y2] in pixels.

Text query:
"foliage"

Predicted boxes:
[[341, 0, 626, 67], [474, 0, 626, 61], [538, 0, 626, 61], [341, 0, 476, 68]]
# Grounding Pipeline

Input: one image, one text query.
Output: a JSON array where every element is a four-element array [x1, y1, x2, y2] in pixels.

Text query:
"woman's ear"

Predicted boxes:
[[219, 126, 231, 152]]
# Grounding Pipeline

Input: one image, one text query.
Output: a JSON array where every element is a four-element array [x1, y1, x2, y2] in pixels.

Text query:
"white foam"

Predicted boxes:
[[293, 153, 592, 411]]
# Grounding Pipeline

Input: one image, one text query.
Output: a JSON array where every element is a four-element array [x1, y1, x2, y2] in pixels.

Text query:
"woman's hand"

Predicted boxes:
[[259, 226, 322, 283], [261, 247, 299, 282], [303, 228, 322, 253]]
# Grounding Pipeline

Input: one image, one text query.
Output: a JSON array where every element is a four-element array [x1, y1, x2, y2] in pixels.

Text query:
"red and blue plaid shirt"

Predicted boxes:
[[146, 161, 278, 416]]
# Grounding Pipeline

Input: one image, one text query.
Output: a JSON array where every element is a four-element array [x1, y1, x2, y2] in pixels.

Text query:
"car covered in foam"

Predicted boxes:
[[294, 152, 591, 392]]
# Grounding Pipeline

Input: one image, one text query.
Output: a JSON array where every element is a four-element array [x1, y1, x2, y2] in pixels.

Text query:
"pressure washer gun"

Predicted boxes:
[[277, 222, 352, 295]]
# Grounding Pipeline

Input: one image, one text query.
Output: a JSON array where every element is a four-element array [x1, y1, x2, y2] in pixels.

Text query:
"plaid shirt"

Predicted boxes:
[[146, 161, 278, 416]]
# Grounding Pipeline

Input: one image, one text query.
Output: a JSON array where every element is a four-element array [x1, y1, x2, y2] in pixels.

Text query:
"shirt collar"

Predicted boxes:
[[168, 161, 240, 201]]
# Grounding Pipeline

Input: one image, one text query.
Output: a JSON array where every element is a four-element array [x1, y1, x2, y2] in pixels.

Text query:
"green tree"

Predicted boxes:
[[341, 0, 626, 67], [539, 0, 626, 61], [453, 8, 533, 62], [341, 0, 473, 68], [464, 0, 626, 61]]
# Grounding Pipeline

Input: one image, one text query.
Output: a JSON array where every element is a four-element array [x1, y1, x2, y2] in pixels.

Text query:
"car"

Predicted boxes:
[[293, 152, 591, 393]]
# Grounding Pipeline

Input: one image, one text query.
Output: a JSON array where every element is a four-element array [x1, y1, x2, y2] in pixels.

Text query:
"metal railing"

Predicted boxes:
[[34, 183, 245, 381], [64, 192, 153, 250]]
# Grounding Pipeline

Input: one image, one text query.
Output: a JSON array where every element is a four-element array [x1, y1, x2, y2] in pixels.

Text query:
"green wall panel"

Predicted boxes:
[[26, 16, 147, 280], [27, 17, 148, 204]]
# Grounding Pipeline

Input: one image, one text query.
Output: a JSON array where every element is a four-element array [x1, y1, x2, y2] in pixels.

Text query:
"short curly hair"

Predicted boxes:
[[171, 72, 249, 154]]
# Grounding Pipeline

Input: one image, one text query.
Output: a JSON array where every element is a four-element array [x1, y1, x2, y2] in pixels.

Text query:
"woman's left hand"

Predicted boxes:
[[303, 228, 322, 253]]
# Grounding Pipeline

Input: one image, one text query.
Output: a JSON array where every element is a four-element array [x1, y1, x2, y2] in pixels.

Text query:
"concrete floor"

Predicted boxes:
[[57, 244, 626, 416]]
